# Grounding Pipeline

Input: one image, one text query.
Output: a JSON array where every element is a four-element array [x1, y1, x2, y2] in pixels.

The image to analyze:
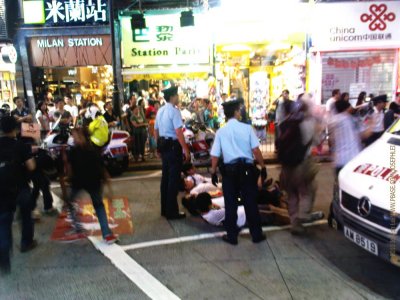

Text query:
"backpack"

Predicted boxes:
[[0, 144, 19, 202], [277, 117, 310, 167]]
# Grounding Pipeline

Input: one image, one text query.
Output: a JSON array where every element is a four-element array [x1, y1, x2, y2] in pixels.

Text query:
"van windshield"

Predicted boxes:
[[388, 119, 400, 135]]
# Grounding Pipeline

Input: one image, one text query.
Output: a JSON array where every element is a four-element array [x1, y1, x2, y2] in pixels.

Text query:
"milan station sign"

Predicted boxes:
[[23, 0, 109, 26]]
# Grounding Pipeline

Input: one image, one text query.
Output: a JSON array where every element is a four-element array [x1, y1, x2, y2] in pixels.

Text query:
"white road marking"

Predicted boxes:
[[51, 191, 64, 213], [122, 220, 328, 251], [89, 236, 180, 300], [50, 171, 162, 188]]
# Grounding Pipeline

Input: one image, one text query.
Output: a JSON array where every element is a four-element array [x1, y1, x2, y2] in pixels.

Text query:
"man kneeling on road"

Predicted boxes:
[[210, 100, 267, 245]]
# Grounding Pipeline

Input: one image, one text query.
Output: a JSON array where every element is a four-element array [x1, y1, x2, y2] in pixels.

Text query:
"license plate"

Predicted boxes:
[[344, 226, 378, 256]]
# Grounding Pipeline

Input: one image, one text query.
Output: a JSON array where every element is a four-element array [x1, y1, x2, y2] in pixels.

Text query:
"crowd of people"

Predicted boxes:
[[2, 83, 399, 275]]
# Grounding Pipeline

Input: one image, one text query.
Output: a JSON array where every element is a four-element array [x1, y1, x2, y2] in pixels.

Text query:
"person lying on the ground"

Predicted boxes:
[[182, 178, 222, 197], [192, 193, 290, 227], [182, 162, 211, 186]]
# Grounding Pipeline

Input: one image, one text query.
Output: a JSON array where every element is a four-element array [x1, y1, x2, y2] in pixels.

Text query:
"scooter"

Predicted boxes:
[[183, 120, 215, 165], [42, 118, 130, 177]]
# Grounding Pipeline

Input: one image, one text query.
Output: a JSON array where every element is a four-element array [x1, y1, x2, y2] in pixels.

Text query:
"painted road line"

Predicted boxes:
[[89, 236, 181, 300], [50, 171, 162, 188], [122, 220, 328, 251]]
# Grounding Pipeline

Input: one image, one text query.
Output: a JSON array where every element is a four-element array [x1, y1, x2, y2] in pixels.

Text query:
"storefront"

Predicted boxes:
[[209, 2, 309, 119], [120, 11, 212, 103], [309, 1, 400, 104], [0, 42, 18, 108], [18, 0, 120, 110]]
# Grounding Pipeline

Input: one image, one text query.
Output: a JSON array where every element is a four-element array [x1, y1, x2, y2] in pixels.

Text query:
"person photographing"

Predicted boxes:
[[210, 100, 267, 245], [155, 87, 190, 219]]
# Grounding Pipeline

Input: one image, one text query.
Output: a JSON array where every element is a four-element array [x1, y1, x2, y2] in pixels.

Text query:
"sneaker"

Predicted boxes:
[[32, 209, 41, 221], [309, 211, 325, 222], [104, 234, 118, 245], [222, 234, 238, 245], [252, 234, 267, 244], [20, 240, 38, 253], [290, 219, 306, 235]]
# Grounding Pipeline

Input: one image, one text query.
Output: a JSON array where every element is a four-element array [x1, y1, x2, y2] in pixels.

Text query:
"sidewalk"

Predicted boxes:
[[127, 152, 332, 171]]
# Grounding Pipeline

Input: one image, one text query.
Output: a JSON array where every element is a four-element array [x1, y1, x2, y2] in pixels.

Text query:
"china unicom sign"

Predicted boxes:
[[0, 0, 6, 38]]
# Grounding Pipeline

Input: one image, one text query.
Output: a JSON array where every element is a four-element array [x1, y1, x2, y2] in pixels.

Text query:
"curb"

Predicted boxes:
[[127, 156, 332, 172]]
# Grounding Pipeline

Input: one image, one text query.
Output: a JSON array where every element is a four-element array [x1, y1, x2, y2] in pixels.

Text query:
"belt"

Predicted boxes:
[[225, 158, 253, 165], [160, 137, 177, 141]]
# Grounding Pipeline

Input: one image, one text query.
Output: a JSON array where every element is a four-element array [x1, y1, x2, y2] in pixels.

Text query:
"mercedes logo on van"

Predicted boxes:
[[357, 197, 372, 217]]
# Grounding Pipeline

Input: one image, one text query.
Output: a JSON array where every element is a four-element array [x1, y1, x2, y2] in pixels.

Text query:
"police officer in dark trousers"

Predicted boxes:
[[210, 100, 267, 245], [155, 87, 190, 219]]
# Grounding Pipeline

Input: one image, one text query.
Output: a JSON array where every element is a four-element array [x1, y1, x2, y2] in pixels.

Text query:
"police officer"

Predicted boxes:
[[155, 87, 190, 219], [210, 100, 267, 245]]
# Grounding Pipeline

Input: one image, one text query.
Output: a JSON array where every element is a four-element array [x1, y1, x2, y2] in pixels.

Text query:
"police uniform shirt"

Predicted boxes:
[[211, 118, 259, 164], [155, 103, 183, 139]]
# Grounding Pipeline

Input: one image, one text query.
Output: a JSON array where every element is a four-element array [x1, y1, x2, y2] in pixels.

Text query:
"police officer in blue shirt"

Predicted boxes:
[[155, 87, 190, 219], [210, 100, 267, 245]]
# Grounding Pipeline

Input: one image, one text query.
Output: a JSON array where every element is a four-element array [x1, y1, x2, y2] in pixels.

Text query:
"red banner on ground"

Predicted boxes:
[[51, 196, 134, 242]]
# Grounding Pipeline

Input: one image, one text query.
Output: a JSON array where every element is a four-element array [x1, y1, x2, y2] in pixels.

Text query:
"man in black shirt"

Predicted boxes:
[[0, 116, 36, 274], [10, 96, 33, 134], [103, 101, 119, 128], [67, 128, 117, 244]]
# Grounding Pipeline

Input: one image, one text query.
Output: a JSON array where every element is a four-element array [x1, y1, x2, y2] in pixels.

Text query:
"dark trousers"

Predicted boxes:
[[222, 164, 263, 241], [364, 131, 383, 147], [133, 130, 147, 158], [67, 187, 111, 238], [0, 210, 13, 274], [17, 187, 35, 248], [31, 171, 53, 211], [160, 142, 182, 217]]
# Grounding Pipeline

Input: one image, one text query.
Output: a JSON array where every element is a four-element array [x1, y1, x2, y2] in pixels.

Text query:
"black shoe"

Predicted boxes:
[[20, 240, 38, 253], [166, 212, 186, 220], [252, 234, 266, 243], [222, 234, 238, 245]]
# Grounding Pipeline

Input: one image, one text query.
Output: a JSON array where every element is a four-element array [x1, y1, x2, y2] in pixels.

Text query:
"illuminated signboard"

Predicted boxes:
[[121, 14, 211, 66], [23, 0, 108, 26]]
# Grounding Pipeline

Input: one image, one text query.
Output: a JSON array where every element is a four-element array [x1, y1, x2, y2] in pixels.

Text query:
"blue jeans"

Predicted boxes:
[[68, 187, 111, 238], [0, 211, 14, 273]]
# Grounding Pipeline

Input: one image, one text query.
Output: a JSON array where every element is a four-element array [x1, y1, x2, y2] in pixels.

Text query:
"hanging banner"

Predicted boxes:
[[311, 1, 400, 50], [121, 14, 211, 66]]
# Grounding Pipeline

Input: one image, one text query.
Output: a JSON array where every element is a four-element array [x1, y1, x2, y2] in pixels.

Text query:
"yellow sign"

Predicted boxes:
[[121, 14, 211, 66]]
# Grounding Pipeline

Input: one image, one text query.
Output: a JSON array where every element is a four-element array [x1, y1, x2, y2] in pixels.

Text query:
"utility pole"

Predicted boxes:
[[108, 0, 121, 116]]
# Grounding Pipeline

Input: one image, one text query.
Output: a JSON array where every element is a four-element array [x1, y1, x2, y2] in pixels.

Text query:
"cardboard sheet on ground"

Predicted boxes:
[[51, 196, 133, 241]]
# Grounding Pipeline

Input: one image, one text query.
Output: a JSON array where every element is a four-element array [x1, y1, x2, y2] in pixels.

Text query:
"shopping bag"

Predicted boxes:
[[21, 122, 40, 140]]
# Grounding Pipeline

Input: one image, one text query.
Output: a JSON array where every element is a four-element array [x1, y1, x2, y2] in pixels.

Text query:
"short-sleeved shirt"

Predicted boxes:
[[64, 105, 79, 118], [155, 103, 183, 139], [36, 110, 51, 131], [0, 137, 33, 189], [11, 107, 30, 119], [211, 118, 259, 164], [51, 109, 72, 123], [103, 111, 118, 124]]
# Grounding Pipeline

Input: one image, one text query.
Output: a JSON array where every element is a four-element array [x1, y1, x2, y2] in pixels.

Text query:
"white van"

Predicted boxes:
[[329, 119, 400, 266]]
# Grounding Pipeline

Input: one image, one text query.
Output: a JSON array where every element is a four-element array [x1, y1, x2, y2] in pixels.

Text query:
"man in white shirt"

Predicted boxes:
[[196, 193, 246, 227], [365, 95, 387, 147], [64, 95, 79, 127], [325, 89, 341, 117]]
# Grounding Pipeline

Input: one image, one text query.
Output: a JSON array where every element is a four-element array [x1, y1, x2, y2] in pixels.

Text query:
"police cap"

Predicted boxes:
[[372, 94, 388, 105], [162, 86, 178, 102]]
